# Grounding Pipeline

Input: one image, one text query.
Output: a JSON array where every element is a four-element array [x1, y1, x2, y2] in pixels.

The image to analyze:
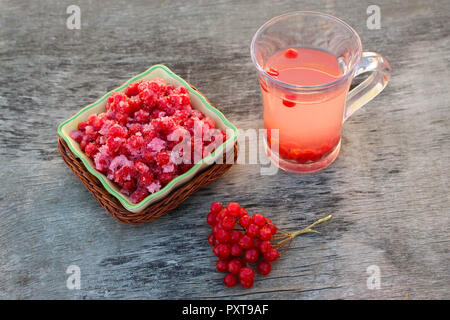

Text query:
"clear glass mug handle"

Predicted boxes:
[[344, 52, 391, 121]]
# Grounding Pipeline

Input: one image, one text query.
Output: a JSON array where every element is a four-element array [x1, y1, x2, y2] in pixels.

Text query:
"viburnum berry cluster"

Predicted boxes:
[[207, 201, 332, 289], [69, 78, 227, 204]]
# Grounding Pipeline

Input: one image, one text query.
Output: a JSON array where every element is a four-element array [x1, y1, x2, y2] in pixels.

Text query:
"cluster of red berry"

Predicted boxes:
[[207, 201, 280, 289], [70, 79, 226, 203]]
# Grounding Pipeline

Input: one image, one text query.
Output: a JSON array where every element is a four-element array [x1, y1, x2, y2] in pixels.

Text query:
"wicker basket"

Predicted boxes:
[[58, 80, 238, 225], [58, 137, 237, 224]]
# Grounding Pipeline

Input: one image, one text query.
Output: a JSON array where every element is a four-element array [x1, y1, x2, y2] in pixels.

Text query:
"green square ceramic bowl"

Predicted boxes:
[[58, 65, 238, 213]]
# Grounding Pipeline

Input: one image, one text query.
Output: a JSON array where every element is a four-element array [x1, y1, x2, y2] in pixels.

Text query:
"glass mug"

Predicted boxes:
[[251, 11, 391, 173]]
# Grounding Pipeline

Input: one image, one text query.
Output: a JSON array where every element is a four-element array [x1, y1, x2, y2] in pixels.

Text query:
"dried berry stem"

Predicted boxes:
[[272, 215, 332, 254]]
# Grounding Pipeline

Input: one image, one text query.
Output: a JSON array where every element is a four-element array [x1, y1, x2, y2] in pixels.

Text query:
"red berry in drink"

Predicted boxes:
[[239, 215, 251, 228], [227, 259, 242, 275], [282, 99, 296, 108], [224, 273, 238, 288], [284, 48, 298, 59], [216, 259, 229, 273], [226, 202, 241, 217], [238, 235, 253, 249], [244, 248, 260, 263], [252, 214, 266, 227], [266, 67, 279, 77], [257, 261, 272, 275], [246, 224, 260, 238], [210, 201, 222, 214]]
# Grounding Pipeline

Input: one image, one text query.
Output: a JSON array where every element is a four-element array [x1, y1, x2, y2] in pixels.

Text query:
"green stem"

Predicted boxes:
[[288, 214, 332, 239]]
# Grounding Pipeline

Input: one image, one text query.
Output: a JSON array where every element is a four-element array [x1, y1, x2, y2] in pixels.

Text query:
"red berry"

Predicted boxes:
[[240, 279, 254, 289], [215, 209, 228, 224], [226, 202, 241, 217], [84, 142, 98, 157], [221, 215, 235, 230], [230, 243, 243, 257], [257, 261, 272, 275], [238, 235, 253, 249], [227, 259, 242, 275], [251, 238, 261, 250], [134, 110, 150, 123], [206, 212, 216, 226], [239, 207, 248, 218], [259, 226, 273, 241], [252, 214, 266, 227], [244, 248, 259, 263], [266, 67, 279, 77], [229, 230, 242, 243], [216, 259, 229, 273], [267, 223, 277, 235], [215, 229, 230, 243], [239, 267, 255, 282], [156, 151, 170, 165], [208, 234, 215, 246], [125, 83, 139, 97], [246, 224, 260, 238], [108, 124, 128, 138], [224, 273, 238, 288], [115, 112, 128, 125], [210, 201, 222, 214], [282, 99, 296, 108], [260, 240, 271, 254], [212, 224, 220, 235], [78, 121, 88, 131], [128, 135, 144, 149], [264, 248, 279, 262], [137, 171, 153, 187], [284, 48, 299, 59], [215, 244, 231, 259], [239, 215, 251, 228]]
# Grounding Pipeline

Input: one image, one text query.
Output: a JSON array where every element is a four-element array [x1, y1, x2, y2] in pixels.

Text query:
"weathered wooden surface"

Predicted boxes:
[[0, 0, 449, 299]]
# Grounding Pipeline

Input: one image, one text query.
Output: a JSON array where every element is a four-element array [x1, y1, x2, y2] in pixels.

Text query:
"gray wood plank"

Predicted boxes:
[[0, 0, 449, 299]]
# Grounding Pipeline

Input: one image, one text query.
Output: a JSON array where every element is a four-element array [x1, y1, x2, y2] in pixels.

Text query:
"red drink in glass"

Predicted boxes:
[[251, 12, 391, 173], [262, 47, 349, 166]]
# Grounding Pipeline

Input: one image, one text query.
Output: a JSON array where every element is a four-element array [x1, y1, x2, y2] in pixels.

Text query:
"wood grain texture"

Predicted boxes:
[[0, 0, 449, 299]]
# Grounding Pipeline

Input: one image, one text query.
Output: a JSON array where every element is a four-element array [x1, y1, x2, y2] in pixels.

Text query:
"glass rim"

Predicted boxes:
[[250, 11, 363, 91]]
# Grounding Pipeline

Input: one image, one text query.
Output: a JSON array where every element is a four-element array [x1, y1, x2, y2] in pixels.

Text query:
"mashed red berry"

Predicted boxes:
[[71, 79, 227, 203]]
